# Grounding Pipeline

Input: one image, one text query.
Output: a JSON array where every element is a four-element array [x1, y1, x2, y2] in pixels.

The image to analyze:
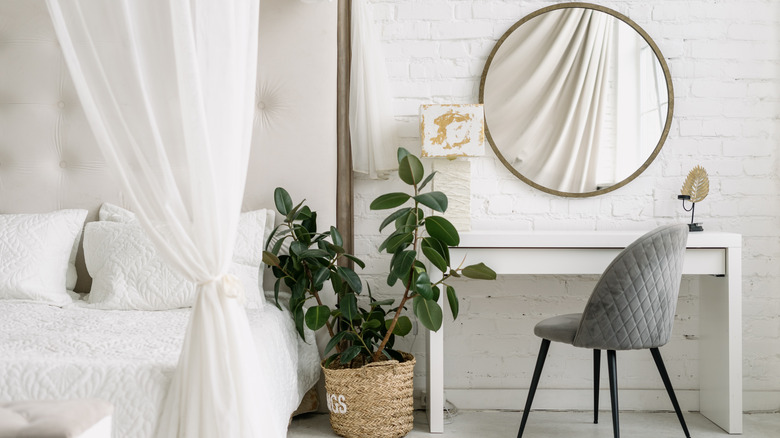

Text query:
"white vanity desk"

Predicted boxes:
[[426, 230, 743, 434]]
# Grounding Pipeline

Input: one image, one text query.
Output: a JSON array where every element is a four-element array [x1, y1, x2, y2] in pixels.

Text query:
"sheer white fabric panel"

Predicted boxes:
[[350, 0, 398, 179], [484, 8, 615, 193], [46, 1, 284, 436]]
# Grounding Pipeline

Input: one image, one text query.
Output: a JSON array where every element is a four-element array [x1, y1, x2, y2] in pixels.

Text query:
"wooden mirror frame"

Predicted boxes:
[[479, 2, 674, 198]]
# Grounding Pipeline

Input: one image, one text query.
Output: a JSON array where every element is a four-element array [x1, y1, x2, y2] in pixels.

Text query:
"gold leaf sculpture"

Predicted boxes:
[[680, 165, 709, 203]]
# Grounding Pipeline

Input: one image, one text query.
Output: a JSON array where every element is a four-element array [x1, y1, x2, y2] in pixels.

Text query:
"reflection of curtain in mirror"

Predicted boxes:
[[484, 8, 615, 192], [610, 23, 668, 185]]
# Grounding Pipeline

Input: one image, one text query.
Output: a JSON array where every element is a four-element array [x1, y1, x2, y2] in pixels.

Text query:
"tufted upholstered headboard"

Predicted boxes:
[[0, 0, 338, 293]]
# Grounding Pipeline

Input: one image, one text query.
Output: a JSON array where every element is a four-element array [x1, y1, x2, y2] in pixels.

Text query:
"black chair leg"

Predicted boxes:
[[594, 349, 601, 424], [650, 348, 692, 438], [517, 339, 551, 438], [607, 350, 620, 438]]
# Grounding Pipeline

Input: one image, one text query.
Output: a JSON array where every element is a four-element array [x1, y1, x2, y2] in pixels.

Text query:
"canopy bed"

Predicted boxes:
[[0, 0, 338, 436]]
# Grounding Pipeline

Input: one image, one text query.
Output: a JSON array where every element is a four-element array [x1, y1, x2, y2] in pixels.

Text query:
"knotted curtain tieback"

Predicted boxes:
[[199, 273, 245, 303]]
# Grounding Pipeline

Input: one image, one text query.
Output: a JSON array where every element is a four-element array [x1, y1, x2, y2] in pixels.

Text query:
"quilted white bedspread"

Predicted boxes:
[[0, 300, 320, 437]]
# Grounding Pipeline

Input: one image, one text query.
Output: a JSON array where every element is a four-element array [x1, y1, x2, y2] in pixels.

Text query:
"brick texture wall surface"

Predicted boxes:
[[352, 0, 780, 411]]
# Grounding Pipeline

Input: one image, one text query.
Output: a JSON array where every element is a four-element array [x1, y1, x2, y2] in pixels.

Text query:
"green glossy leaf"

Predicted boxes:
[[330, 226, 343, 247], [379, 231, 413, 254], [421, 244, 447, 272], [431, 285, 440, 302], [414, 271, 434, 300], [413, 295, 443, 332], [324, 330, 348, 355], [262, 251, 280, 267], [364, 319, 382, 330], [343, 254, 366, 269], [295, 205, 313, 221], [397, 147, 411, 163], [446, 285, 459, 319], [395, 210, 418, 233], [420, 237, 450, 260], [337, 266, 362, 294], [398, 154, 425, 185], [301, 211, 317, 233], [340, 293, 358, 321], [418, 171, 437, 191], [273, 187, 293, 215], [270, 234, 289, 255], [305, 305, 330, 331], [312, 267, 330, 289], [289, 241, 306, 256], [414, 191, 448, 213], [330, 273, 343, 294], [323, 242, 344, 255], [264, 224, 284, 250], [384, 348, 405, 362], [293, 224, 312, 245], [324, 354, 339, 369], [273, 278, 282, 310], [286, 199, 306, 222], [370, 192, 411, 210], [387, 232, 414, 254], [386, 316, 412, 336], [425, 216, 460, 246], [290, 281, 306, 302], [391, 250, 417, 279], [371, 298, 395, 308], [462, 262, 497, 280], [339, 345, 362, 365], [298, 249, 330, 259], [379, 207, 411, 232], [293, 306, 305, 339], [387, 271, 399, 287]]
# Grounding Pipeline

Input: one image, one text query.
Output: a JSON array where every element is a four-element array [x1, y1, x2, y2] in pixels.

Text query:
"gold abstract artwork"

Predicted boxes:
[[420, 104, 485, 158], [681, 165, 709, 203]]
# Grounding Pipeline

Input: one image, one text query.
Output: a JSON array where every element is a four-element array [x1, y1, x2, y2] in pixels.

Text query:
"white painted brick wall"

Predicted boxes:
[[354, 0, 780, 411]]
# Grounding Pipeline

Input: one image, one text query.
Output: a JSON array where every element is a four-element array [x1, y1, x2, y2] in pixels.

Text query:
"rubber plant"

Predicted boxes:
[[367, 147, 496, 363], [262, 147, 496, 367], [262, 187, 403, 368], [261, 187, 365, 345]]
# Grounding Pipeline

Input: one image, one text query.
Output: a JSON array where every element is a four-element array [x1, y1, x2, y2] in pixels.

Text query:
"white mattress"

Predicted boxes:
[[0, 299, 320, 437]]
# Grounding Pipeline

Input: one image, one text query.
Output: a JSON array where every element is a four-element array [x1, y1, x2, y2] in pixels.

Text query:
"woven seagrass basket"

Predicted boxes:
[[321, 352, 415, 438]]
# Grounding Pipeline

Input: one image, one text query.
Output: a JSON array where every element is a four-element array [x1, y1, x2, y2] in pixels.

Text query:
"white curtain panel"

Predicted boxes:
[[46, 1, 284, 437], [484, 8, 615, 193], [350, 0, 399, 179]]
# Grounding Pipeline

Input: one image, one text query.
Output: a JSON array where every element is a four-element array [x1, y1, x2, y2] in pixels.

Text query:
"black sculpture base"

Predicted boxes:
[[688, 223, 703, 232]]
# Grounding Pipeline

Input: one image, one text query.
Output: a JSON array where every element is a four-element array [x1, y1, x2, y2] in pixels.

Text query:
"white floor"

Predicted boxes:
[[288, 410, 780, 437]]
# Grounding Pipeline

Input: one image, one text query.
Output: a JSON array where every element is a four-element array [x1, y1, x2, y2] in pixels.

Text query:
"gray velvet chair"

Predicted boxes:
[[517, 224, 691, 438]]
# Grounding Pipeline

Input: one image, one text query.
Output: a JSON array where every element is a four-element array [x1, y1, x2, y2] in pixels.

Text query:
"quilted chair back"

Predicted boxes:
[[573, 224, 689, 350]]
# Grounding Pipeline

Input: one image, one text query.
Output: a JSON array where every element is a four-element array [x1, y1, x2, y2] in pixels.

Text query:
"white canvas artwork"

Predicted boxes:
[[420, 104, 485, 158]]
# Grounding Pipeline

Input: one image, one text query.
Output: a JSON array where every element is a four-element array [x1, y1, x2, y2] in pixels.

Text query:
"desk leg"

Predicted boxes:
[[426, 270, 444, 433], [699, 247, 742, 434]]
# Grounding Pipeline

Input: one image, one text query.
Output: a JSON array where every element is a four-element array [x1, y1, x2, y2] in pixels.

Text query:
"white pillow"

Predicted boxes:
[[85, 203, 274, 310], [84, 221, 265, 310], [98, 203, 274, 270], [0, 209, 88, 306]]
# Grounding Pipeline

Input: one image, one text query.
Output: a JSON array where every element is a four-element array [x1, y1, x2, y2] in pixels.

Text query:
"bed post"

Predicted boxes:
[[337, 0, 354, 266]]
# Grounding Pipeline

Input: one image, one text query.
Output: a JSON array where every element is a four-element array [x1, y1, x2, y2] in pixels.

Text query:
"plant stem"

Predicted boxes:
[[304, 265, 338, 348], [348, 319, 372, 365], [373, 288, 411, 362], [372, 197, 421, 363]]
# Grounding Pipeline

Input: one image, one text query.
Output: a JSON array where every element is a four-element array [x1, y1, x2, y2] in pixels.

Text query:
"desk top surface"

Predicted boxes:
[[456, 230, 741, 249]]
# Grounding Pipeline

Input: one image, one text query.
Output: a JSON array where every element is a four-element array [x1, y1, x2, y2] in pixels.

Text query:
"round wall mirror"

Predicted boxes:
[[480, 3, 673, 197]]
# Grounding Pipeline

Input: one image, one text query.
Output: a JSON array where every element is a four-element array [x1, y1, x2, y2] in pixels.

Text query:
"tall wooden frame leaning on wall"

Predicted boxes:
[[337, 0, 354, 262]]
